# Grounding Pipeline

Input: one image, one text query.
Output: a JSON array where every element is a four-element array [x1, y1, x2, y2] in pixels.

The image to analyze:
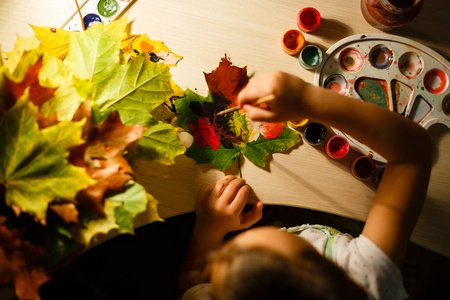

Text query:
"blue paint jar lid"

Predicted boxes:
[[83, 13, 102, 29]]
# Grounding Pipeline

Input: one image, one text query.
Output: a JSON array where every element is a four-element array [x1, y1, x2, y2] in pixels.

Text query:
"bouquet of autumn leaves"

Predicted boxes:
[[0, 17, 185, 299]]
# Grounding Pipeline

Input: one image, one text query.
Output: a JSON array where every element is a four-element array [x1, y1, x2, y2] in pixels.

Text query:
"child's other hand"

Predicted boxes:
[[195, 175, 263, 239], [237, 71, 310, 122]]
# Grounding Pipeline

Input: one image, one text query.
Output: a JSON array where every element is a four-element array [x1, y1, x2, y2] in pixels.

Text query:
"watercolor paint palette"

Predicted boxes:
[[314, 33, 450, 162], [63, 0, 134, 31]]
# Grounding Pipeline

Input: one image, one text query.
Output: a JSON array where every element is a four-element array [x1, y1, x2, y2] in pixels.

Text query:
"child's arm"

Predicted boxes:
[[178, 175, 263, 295], [238, 71, 433, 267]]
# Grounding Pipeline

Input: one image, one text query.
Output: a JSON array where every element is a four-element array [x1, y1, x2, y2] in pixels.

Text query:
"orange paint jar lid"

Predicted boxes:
[[282, 29, 305, 55]]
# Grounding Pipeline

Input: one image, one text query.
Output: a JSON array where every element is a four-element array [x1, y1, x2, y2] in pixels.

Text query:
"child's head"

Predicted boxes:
[[208, 227, 367, 300]]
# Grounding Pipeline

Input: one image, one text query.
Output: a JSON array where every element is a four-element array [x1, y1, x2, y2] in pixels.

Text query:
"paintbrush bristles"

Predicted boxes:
[[216, 94, 275, 116]]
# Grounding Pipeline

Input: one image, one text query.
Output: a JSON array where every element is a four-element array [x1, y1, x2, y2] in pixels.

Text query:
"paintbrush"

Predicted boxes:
[[216, 94, 276, 116]]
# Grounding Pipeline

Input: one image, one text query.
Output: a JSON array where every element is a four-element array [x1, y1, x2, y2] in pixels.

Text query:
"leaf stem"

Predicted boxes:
[[237, 152, 242, 178]]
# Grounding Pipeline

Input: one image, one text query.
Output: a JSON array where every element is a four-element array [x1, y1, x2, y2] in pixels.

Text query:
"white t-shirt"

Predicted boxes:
[[182, 225, 408, 300]]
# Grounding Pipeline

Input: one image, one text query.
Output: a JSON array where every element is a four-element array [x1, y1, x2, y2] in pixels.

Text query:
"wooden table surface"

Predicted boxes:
[[1, 0, 449, 257]]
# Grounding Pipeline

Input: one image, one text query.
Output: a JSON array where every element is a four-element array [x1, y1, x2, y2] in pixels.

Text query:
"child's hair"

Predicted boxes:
[[209, 244, 368, 300]]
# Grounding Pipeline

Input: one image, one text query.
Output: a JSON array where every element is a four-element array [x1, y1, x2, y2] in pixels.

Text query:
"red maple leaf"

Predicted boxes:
[[260, 123, 284, 139], [204, 54, 249, 108], [189, 118, 220, 150]]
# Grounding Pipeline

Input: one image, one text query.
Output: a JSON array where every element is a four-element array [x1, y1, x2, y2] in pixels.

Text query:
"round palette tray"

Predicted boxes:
[[314, 33, 450, 163]]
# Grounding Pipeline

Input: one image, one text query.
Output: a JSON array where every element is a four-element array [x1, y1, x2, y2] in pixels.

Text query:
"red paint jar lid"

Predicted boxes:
[[297, 7, 321, 32], [281, 29, 305, 55], [326, 136, 349, 159]]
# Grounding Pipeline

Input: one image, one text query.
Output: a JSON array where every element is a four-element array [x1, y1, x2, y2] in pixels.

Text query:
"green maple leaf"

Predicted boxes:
[[72, 199, 119, 245], [185, 142, 240, 171], [0, 99, 93, 219], [95, 54, 174, 110], [242, 126, 301, 167], [65, 23, 120, 88], [138, 121, 186, 165], [104, 62, 185, 165], [37, 219, 84, 269], [39, 54, 91, 121], [63, 24, 184, 166], [108, 181, 153, 234], [185, 125, 300, 170], [176, 87, 301, 171], [112, 97, 158, 126]]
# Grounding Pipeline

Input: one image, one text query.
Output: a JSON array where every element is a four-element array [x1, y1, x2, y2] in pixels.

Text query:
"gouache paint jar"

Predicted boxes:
[[297, 7, 321, 32], [326, 136, 350, 159], [282, 29, 305, 55], [372, 165, 385, 186], [299, 45, 323, 69], [350, 154, 376, 180], [304, 122, 327, 145], [361, 0, 423, 31]]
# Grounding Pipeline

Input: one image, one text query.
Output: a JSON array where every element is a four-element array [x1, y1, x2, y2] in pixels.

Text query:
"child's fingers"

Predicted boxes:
[[228, 184, 251, 213], [241, 201, 264, 228], [237, 87, 262, 106], [243, 104, 276, 122], [211, 175, 237, 197], [237, 75, 276, 106], [219, 178, 247, 205]]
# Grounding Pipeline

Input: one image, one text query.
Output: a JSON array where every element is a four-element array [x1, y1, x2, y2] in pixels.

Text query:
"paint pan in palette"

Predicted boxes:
[[63, 0, 134, 31], [314, 34, 450, 162]]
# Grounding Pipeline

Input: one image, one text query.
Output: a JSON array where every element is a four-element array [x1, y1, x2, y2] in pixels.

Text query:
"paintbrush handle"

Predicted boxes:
[[252, 94, 276, 105], [216, 94, 275, 116]]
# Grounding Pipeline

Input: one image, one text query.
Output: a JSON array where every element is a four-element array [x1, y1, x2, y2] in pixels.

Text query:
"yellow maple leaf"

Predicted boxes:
[[133, 193, 163, 228], [3, 36, 39, 74], [171, 79, 185, 97], [30, 25, 70, 60], [31, 14, 130, 60], [128, 34, 183, 66], [121, 34, 141, 51], [105, 12, 129, 39]]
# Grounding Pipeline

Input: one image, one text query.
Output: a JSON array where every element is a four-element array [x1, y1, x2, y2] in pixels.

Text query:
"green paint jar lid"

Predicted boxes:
[[97, 0, 119, 18], [298, 45, 323, 70]]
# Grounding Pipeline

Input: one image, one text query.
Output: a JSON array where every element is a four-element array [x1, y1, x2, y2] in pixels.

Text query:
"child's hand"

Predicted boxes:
[[237, 71, 311, 122], [195, 175, 263, 240]]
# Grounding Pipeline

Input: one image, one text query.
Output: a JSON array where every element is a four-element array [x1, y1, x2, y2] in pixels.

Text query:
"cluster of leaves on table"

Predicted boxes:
[[0, 12, 302, 299], [0, 17, 186, 299], [175, 55, 301, 172]]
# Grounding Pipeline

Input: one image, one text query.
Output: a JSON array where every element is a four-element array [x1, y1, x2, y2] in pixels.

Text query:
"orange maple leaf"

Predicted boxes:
[[2, 56, 58, 110], [69, 110, 146, 215], [0, 223, 50, 300]]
